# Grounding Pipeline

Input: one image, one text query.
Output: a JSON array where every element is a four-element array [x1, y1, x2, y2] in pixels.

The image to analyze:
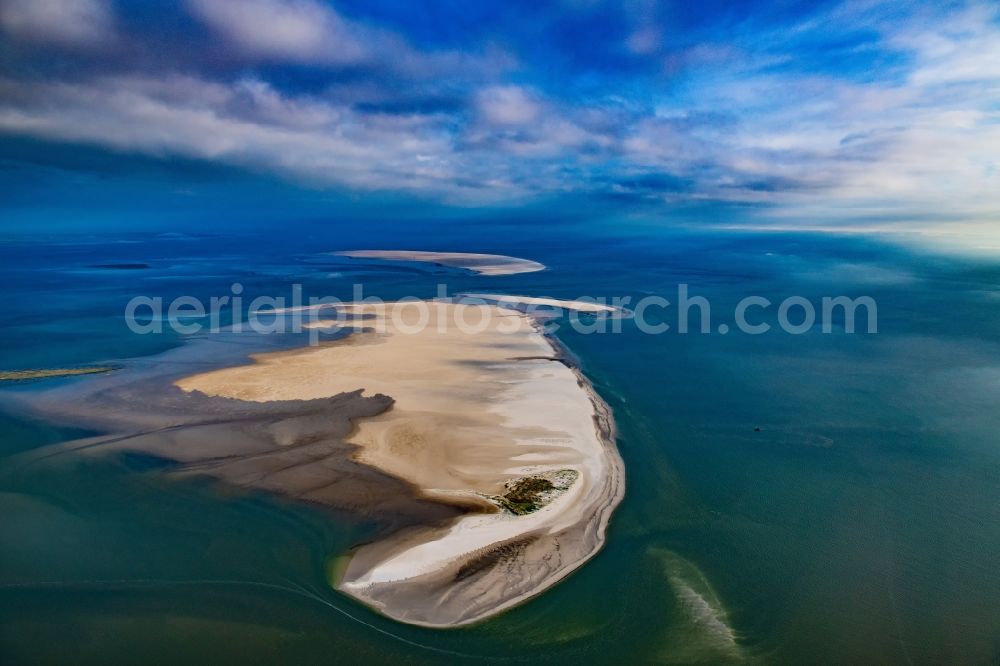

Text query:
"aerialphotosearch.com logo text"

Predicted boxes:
[[125, 283, 878, 343]]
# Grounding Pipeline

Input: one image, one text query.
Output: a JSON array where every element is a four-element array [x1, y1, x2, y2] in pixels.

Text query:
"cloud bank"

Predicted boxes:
[[0, 0, 114, 46], [1, 0, 998, 234]]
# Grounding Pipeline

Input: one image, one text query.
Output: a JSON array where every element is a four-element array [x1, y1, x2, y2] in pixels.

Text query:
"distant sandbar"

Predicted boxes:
[[0, 367, 115, 382], [460, 293, 621, 313], [334, 250, 545, 276]]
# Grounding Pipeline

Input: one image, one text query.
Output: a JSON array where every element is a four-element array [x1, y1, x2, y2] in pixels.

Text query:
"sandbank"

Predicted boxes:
[[459, 293, 620, 313], [175, 300, 624, 626], [0, 367, 116, 381], [334, 250, 545, 275]]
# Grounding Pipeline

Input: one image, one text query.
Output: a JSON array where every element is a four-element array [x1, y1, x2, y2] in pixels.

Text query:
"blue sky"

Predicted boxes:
[[1, 0, 999, 242]]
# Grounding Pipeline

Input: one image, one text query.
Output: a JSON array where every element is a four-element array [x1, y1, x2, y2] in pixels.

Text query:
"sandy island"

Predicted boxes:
[[175, 299, 624, 627], [334, 250, 545, 276]]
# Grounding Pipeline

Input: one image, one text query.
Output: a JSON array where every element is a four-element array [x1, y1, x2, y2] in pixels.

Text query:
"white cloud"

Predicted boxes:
[[0, 0, 113, 46], [184, 0, 513, 80], [475, 85, 541, 126], [186, 0, 366, 64], [465, 85, 617, 160], [0, 75, 463, 194], [620, 2, 1000, 224], [895, 5, 1000, 86], [0, 71, 620, 202]]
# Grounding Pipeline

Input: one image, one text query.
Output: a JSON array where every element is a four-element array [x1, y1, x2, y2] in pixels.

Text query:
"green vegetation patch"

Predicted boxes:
[[493, 469, 579, 515]]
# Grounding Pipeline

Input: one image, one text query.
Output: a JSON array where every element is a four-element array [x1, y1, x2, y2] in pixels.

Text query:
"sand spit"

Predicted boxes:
[[0, 366, 116, 382], [176, 301, 624, 627], [334, 250, 545, 276], [459, 293, 621, 313]]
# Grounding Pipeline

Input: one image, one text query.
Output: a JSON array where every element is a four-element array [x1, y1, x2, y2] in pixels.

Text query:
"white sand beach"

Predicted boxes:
[[334, 250, 545, 275], [459, 293, 620, 313], [175, 300, 624, 626]]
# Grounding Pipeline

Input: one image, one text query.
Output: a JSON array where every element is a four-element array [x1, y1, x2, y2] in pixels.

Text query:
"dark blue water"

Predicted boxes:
[[2, 224, 999, 664]]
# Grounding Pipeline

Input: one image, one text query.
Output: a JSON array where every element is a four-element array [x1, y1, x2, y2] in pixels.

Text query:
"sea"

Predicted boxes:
[[1, 218, 999, 664]]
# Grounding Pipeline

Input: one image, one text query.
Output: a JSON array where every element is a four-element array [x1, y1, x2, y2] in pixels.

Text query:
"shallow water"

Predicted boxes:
[[2, 224, 999, 663]]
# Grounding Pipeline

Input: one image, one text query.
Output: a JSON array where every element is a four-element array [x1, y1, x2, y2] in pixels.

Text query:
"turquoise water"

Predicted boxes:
[[2, 226, 999, 663]]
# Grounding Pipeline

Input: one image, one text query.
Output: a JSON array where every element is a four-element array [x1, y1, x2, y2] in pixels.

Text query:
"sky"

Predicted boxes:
[[1, 0, 999, 242]]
